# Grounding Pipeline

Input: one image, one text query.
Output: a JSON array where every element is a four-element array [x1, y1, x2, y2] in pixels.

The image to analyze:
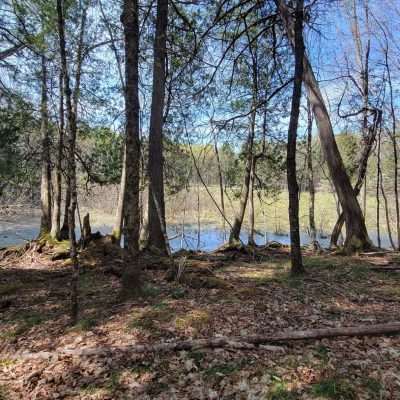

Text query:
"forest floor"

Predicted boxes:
[[0, 241, 400, 399]]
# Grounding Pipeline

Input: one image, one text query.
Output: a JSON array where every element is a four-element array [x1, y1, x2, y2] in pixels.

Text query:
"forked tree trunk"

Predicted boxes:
[[39, 55, 52, 237], [276, 0, 371, 254], [51, 69, 64, 240], [329, 110, 381, 247], [57, 0, 80, 323], [147, 0, 169, 254], [121, 0, 141, 262], [286, 0, 304, 275]]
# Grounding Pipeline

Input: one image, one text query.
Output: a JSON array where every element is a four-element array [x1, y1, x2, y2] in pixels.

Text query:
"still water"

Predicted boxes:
[[0, 210, 393, 251]]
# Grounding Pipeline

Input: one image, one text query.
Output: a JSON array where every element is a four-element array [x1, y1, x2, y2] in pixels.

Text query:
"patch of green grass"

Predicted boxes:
[[0, 282, 20, 296], [74, 317, 97, 331], [175, 309, 210, 332], [106, 371, 121, 392], [127, 305, 174, 334], [315, 345, 330, 363], [268, 380, 296, 400], [362, 377, 383, 396], [170, 286, 186, 299], [13, 312, 46, 336], [188, 350, 205, 365], [311, 377, 356, 399], [204, 362, 239, 377], [141, 283, 161, 298]]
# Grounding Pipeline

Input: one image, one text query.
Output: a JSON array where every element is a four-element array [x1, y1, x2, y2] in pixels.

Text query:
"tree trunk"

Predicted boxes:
[[248, 157, 256, 246], [57, 0, 80, 323], [306, 99, 316, 243], [286, 0, 304, 275], [121, 0, 141, 264], [275, 0, 371, 254], [112, 145, 126, 244], [229, 119, 254, 244], [213, 134, 226, 237], [18, 322, 400, 359], [59, 186, 70, 240], [229, 24, 258, 245], [147, 0, 169, 254], [329, 110, 381, 247], [39, 55, 52, 237], [50, 69, 64, 240], [376, 129, 381, 248]]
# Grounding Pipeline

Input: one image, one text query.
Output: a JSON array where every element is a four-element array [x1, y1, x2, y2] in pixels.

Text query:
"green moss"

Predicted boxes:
[[311, 378, 356, 399]]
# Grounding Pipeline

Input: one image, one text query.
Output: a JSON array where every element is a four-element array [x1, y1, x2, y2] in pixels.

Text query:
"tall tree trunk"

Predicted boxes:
[[39, 55, 52, 237], [376, 128, 381, 248], [276, 0, 371, 254], [306, 100, 316, 243], [112, 146, 126, 243], [213, 134, 226, 236], [286, 0, 304, 275], [330, 0, 375, 248], [51, 69, 64, 240], [147, 0, 168, 254], [121, 0, 141, 261], [248, 157, 256, 246], [229, 114, 255, 244], [57, 0, 80, 323], [229, 22, 258, 245], [384, 47, 400, 249]]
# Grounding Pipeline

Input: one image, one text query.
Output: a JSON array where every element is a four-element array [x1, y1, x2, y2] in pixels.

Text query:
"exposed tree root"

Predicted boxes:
[[15, 322, 400, 360]]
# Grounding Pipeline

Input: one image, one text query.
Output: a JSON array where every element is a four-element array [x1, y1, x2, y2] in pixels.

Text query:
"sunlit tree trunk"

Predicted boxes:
[[121, 0, 141, 262], [51, 69, 64, 240], [57, 0, 80, 323], [276, 0, 371, 254], [112, 146, 126, 243], [39, 55, 52, 237], [147, 0, 168, 254], [286, 0, 304, 275]]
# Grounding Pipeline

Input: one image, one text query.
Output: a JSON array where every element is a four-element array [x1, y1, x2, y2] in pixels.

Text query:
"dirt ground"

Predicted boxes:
[[0, 242, 399, 399]]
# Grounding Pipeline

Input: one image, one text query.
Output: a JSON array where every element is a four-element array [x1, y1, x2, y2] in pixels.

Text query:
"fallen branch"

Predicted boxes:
[[14, 322, 400, 360]]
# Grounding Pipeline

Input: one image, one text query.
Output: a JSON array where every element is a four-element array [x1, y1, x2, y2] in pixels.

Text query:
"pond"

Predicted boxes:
[[0, 209, 393, 251]]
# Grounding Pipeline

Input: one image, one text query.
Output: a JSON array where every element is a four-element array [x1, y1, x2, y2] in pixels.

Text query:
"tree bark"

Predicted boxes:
[[229, 23, 258, 245], [286, 0, 304, 275], [121, 0, 141, 261], [306, 99, 316, 243], [275, 0, 372, 254], [248, 157, 256, 246], [51, 69, 64, 240], [147, 0, 169, 254], [112, 145, 126, 243], [57, 0, 80, 323], [39, 55, 52, 237]]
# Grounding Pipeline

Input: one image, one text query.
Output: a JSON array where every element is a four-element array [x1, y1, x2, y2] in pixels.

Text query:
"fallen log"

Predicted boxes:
[[14, 322, 400, 360]]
